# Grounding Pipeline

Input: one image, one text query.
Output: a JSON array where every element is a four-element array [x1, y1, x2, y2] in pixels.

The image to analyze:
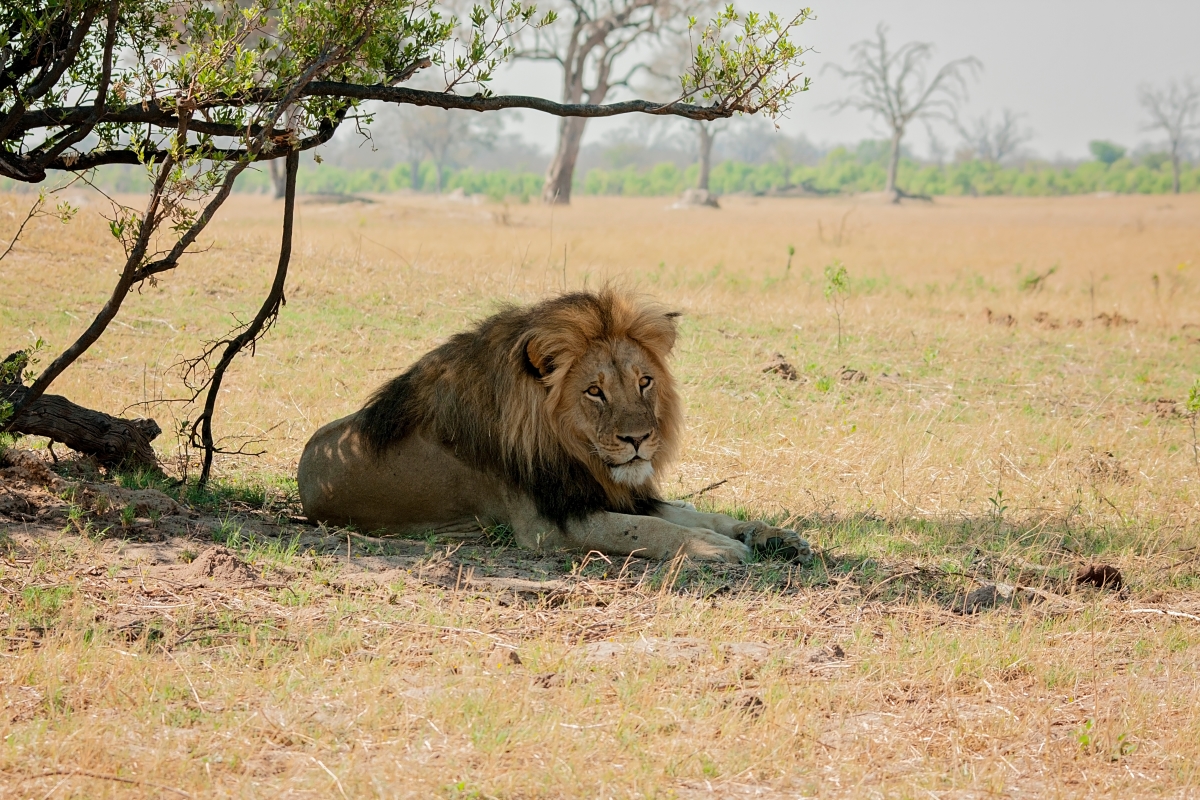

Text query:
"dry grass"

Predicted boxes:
[[2, 190, 1200, 797]]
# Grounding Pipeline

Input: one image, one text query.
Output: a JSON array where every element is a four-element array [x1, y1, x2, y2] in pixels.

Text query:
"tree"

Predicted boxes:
[[0, 0, 810, 483], [519, 0, 697, 205], [638, 2, 723, 196], [954, 108, 1031, 164], [397, 105, 499, 190], [1089, 140, 1126, 165], [268, 109, 302, 197], [520, 1, 811, 204], [825, 23, 980, 202], [1138, 77, 1200, 194]]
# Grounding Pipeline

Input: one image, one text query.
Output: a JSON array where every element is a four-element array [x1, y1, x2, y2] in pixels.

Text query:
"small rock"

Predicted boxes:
[[1075, 564, 1123, 591], [838, 367, 867, 383], [762, 353, 799, 381], [1085, 449, 1131, 485], [1095, 311, 1137, 328], [1153, 398, 1181, 419], [985, 308, 1016, 327], [533, 672, 563, 688], [722, 641, 773, 661], [1034, 311, 1062, 329], [959, 582, 1018, 614]]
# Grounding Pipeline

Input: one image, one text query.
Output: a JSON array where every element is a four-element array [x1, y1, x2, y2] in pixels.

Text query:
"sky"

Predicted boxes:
[[489, 0, 1200, 160]]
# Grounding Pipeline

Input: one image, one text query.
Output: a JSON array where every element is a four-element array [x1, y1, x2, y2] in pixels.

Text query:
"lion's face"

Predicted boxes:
[[560, 339, 667, 487]]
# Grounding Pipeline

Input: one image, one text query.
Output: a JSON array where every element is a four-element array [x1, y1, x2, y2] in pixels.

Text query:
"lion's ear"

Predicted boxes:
[[634, 310, 680, 357], [524, 335, 554, 377]]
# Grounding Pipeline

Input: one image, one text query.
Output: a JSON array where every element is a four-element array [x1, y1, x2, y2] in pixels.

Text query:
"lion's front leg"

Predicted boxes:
[[651, 501, 813, 563], [501, 495, 748, 563], [564, 511, 751, 563]]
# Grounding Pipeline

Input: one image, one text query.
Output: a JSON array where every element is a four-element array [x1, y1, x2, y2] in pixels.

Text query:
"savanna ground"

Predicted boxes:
[[1, 188, 1199, 798]]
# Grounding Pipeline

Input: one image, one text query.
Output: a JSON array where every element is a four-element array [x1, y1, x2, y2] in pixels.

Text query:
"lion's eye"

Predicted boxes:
[[586, 386, 604, 399], [638, 375, 652, 390]]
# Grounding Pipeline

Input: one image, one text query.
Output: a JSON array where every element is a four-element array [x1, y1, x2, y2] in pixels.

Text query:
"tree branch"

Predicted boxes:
[[189, 145, 299, 486], [34, 0, 121, 168], [9, 82, 735, 146], [301, 81, 731, 119]]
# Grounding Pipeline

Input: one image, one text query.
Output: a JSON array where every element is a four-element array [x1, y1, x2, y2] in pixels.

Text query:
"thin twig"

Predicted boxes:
[[313, 758, 349, 799], [21, 770, 192, 798], [679, 477, 735, 500], [162, 646, 206, 711], [1124, 608, 1200, 622]]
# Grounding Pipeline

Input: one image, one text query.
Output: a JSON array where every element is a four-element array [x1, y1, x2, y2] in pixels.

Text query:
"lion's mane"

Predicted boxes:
[[356, 290, 683, 524]]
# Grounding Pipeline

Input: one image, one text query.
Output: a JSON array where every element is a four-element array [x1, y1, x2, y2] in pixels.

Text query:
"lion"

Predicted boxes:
[[297, 290, 811, 564]]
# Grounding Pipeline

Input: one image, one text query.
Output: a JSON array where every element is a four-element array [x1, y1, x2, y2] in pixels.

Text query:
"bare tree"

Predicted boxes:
[[1138, 77, 1200, 194], [923, 121, 947, 166], [825, 24, 980, 201], [638, 2, 724, 195], [519, 0, 705, 205], [954, 108, 1032, 164]]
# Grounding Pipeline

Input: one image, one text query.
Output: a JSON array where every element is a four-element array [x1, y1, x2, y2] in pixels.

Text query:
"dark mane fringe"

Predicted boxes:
[[356, 290, 680, 524]]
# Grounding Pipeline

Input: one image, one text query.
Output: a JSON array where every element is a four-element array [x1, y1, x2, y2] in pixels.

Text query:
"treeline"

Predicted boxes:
[[47, 162, 544, 200], [580, 149, 1200, 197], [262, 150, 1198, 199], [9, 148, 1197, 200]]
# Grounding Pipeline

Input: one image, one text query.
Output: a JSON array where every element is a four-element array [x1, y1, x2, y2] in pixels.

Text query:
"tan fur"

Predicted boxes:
[[298, 290, 811, 564]]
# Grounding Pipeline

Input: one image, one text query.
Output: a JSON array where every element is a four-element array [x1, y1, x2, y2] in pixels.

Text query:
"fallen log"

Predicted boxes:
[[2, 352, 161, 469]]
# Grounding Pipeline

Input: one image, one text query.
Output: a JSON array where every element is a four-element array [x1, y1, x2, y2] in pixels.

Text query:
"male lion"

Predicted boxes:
[[298, 290, 812, 564]]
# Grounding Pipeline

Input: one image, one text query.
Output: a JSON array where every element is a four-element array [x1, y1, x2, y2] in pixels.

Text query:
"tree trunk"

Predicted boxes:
[[542, 115, 587, 205], [269, 158, 287, 199], [410, 157, 422, 191], [1172, 153, 1181, 195], [192, 147, 298, 487], [697, 123, 714, 191], [3, 354, 160, 469], [885, 128, 903, 202]]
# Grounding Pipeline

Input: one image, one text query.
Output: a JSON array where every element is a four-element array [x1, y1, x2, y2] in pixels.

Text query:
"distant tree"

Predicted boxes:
[[639, 2, 729, 195], [954, 108, 1032, 164], [1138, 77, 1200, 194], [397, 106, 499, 190], [1089, 140, 1127, 165], [825, 23, 980, 202], [519, 2, 811, 204], [519, 0, 695, 204], [717, 119, 819, 165], [923, 122, 948, 166]]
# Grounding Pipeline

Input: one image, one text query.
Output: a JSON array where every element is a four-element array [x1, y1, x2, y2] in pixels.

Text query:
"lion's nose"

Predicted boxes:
[[617, 433, 650, 452]]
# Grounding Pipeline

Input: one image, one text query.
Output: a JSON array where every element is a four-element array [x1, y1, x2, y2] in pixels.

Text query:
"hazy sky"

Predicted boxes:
[[491, 0, 1200, 159]]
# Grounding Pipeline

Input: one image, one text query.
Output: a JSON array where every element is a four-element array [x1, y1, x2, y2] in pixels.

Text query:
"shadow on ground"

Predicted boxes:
[[2, 448, 1176, 620]]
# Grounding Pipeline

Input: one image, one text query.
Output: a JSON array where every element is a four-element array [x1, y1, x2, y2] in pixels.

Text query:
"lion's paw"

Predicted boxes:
[[733, 521, 814, 564], [680, 529, 752, 564]]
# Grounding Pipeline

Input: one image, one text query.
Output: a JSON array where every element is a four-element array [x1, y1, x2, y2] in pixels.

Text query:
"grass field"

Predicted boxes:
[[2, 190, 1200, 797]]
